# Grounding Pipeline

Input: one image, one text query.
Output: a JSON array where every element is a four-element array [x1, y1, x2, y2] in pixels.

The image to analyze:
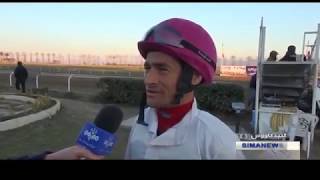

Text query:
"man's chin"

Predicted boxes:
[[146, 100, 165, 108], [146, 101, 157, 108]]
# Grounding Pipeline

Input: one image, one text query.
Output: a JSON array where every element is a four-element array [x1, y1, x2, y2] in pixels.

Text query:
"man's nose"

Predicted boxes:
[[144, 69, 159, 85]]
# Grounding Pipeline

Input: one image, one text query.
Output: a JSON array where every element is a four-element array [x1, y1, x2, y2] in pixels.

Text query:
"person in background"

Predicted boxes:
[[306, 51, 312, 61], [14, 61, 28, 93], [279, 45, 296, 61], [266, 50, 278, 61]]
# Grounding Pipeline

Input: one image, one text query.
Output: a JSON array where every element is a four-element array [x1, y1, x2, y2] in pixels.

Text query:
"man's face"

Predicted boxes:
[[144, 51, 182, 108]]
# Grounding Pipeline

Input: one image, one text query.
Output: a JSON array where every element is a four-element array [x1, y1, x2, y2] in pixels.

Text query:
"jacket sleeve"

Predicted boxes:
[[24, 68, 28, 79], [199, 124, 246, 160], [14, 68, 18, 78], [124, 115, 139, 160], [210, 135, 245, 160]]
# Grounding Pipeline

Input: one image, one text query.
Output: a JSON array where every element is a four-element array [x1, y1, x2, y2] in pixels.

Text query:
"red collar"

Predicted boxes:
[[156, 99, 194, 135]]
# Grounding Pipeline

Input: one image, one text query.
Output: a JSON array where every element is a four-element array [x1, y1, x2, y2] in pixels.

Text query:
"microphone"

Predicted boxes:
[[76, 105, 124, 156]]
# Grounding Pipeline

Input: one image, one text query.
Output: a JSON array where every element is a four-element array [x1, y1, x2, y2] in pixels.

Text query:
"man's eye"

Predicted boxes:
[[159, 68, 168, 71]]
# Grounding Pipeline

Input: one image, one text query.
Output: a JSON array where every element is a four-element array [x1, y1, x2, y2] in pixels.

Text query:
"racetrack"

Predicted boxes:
[[0, 64, 250, 100]]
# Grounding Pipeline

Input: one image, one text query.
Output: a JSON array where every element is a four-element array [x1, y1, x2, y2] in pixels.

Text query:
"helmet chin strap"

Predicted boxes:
[[171, 62, 196, 105], [137, 92, 148, 126]]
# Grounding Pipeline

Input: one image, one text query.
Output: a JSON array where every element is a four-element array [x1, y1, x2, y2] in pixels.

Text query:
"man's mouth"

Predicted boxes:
[[146, 89, 161, 96]]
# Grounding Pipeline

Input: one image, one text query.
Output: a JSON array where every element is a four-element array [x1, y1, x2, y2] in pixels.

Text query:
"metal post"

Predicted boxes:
[[254, 18, 265, 134], [261, 26, 266, 61], [9, 72, 14, 87], [235, 109, 241, 133], [315, 24, 320, 62], [36, 74, 40, 88], [68, 74, 73, 92], [307, 123, 311, 160], [312, 24, 320, 115], [302, 33, 306, 59]]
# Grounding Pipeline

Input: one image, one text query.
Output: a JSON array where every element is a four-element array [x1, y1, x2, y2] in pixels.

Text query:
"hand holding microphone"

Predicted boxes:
[[44, 145, 105, 160], [45, 105, 124, 160]]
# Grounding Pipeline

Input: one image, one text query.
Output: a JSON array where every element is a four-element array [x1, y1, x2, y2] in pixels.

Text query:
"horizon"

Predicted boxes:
[[0, 3, 320, 63]]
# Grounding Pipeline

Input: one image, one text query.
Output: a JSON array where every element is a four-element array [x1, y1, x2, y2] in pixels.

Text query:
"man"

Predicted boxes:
[[306, 51, 312, 60], [14, 61, 28, 93], [266, 50, 278, 61], [279, 45, 296, 61], [22, 18, 244, 160], [124, 18, 244, 159]]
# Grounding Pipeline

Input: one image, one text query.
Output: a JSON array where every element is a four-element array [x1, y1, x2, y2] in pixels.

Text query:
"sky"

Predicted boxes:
[[0, 2, 320, 60]]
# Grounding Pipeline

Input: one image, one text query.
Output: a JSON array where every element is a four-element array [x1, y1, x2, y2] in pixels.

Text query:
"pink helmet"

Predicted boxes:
[[138, 18, 217, 85]]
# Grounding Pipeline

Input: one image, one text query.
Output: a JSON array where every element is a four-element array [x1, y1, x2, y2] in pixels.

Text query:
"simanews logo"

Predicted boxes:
[[236, 141, 300, 150]]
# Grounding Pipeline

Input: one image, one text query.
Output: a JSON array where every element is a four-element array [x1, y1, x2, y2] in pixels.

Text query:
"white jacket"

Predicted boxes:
[[125, 99, 245, 159]]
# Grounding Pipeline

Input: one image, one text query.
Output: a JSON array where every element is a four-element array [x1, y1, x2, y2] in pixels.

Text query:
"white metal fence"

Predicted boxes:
[[0, 70, 143, 93]]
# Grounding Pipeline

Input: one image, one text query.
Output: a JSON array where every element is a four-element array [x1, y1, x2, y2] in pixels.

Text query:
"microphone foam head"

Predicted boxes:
[[94, 105, 123, 134]]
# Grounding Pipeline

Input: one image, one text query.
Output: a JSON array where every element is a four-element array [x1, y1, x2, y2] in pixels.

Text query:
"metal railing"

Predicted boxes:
[[2, 71, 143, 93]]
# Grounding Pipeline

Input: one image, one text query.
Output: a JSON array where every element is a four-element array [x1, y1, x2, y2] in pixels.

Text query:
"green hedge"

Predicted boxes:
[[96, 78, 145, 105], [194, 83, 244, 112], [96, 78, 244, 112]]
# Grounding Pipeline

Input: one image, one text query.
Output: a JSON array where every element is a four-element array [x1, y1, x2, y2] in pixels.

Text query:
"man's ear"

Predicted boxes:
[[191, 71, 202, 86]]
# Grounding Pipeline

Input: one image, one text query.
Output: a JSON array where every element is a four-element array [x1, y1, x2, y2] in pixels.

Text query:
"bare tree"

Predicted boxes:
[[60, 54, 64, 64], [47, 53, 51, 64], [16, 52, 20, 62], [52, 53, 55, 64], [246, 56, 253, 66], [22, 52, 27, 63], [41, 53, 45, 64], [30, 53, 33, 63], [0, 52, 3, 62], [230, 55, 236, 66], [5, 52, 10, 60], [35, 52, 39, 63]]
